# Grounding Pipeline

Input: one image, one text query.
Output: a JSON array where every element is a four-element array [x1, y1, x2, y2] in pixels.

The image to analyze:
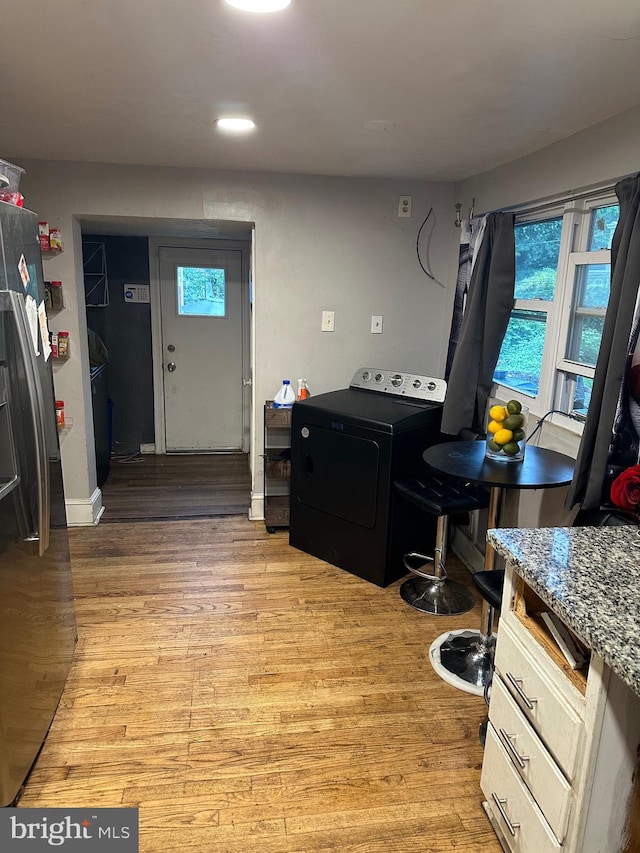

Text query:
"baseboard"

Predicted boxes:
[[140, 443, 156, 454], [250, 493, 264, 521], [66, 488, 103, 527]]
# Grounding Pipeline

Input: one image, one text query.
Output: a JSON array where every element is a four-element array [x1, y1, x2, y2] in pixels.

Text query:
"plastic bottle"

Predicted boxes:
[[296, 379, 310, 400], [55, 401, 65, 430], [273, 379, 296, 408]]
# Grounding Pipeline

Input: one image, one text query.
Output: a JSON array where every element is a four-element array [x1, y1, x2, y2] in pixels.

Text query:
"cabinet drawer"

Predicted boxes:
[[482, 723, 562, 852], [490, 675, 572, 841], [265, 406, 292, 427], [495, 620, 583, 780]]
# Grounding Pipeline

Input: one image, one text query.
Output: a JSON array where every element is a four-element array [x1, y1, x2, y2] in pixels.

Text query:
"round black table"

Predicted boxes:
[[422, 440, 575, 695]]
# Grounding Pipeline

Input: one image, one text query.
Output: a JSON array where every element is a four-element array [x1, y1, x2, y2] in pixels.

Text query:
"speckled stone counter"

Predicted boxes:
[[487, 525, 640, 696]]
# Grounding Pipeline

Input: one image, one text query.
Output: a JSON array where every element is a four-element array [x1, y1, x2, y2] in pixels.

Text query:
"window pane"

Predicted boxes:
[[514, 217, 562, 300], [573, 376, 592, 417], [566, 316, 604, 365], [177, 266, 226, 317], [588, 204, 619, 251], [575, 263, 610, 309], [566, 264, 610, 365], [494, 309, 546, 396]]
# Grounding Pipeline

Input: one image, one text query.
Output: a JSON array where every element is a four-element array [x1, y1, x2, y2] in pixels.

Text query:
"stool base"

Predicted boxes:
[[400, 575, 475, 616], [429, 628, 496, 696]]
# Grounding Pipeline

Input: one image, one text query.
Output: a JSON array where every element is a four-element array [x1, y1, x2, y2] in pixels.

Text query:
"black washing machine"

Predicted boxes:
[[289, 367, 447, 587]]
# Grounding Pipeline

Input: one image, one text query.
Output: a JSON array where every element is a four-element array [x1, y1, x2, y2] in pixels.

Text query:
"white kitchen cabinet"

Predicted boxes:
[[481, 562, 640, 852]]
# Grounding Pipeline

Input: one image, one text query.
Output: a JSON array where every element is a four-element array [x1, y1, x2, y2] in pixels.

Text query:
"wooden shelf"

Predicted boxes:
[[513, 577, 589, 694]]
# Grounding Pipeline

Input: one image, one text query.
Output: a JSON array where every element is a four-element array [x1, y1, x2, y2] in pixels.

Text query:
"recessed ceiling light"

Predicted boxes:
[[216, 118, 256, 132], [224, 0, 292, 12]]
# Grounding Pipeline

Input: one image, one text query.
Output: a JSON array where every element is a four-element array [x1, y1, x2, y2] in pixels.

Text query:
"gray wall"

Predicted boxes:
[[84, 235, 154, 454], [19, 162, 457, 522]]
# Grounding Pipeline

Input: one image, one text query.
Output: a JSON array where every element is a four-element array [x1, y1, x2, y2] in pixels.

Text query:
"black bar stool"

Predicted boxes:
[[393, 474, 490, 615], [472, 569, 505, 744]]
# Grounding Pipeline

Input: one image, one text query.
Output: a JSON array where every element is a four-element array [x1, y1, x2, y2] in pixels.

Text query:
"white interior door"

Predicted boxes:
[[159, 247, 246, 452]]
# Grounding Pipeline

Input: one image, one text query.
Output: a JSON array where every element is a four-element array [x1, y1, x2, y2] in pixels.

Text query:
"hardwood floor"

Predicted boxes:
[[20, 517, 500, 852], [100, 453, 251, 521]]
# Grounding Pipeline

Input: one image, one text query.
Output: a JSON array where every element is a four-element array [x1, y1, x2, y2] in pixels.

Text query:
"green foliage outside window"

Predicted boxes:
[[178, 266, 226, 317], [496, 219, 562, 393]]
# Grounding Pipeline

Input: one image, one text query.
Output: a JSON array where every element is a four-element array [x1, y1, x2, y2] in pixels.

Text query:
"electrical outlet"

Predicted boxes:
[[371, 315, 383, 334], [322, 310, 335, 332], [398, 195, 412, 218]]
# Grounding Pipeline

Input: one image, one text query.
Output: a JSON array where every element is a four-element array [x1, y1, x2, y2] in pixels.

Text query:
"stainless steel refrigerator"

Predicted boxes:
[[0, 200, 77, 806]]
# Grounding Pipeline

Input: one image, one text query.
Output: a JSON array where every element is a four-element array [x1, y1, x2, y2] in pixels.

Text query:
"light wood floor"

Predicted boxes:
[[20, 517, 500, 852], [100, 453, 251, 521]]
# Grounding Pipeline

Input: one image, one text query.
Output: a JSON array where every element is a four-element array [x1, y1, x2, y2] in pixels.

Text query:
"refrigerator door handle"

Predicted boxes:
[[1, 290, 50, 555]]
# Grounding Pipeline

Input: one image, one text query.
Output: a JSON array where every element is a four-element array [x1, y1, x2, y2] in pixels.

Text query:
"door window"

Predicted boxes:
[[176, 266, 226, 317]]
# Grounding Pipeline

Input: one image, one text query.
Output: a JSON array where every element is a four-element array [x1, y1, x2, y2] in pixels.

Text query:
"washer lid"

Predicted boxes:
[[293, 388, 441, 432]]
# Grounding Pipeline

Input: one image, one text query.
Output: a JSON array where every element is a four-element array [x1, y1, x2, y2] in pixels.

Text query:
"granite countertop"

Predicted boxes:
[[487, 526, 640, 696]]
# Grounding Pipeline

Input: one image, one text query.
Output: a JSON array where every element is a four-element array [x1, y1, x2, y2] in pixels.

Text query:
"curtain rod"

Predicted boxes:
[[464, 172, 634, 223], [497, 182, 617, 219]]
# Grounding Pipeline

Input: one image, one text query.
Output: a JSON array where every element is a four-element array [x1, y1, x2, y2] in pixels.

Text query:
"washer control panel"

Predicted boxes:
[[349, 368, 447, 403]]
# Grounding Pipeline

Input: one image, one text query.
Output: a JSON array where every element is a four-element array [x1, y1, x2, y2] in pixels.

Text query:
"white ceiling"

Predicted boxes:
[[3, 0, 640, 182]]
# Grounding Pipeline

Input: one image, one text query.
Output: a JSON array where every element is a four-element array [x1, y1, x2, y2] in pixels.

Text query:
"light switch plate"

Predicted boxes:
[[322, 310, 335, 332], [371, 315, 383, 334]]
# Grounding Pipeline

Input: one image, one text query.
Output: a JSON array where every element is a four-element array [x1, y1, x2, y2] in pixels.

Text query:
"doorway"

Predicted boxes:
[[151, 236, 251, 456], [79, 220, 254, 522], [158, 246, 247, 452]]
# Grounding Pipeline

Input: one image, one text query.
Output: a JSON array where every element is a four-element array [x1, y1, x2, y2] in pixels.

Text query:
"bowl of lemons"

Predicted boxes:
[[486, 399, 529, 462]]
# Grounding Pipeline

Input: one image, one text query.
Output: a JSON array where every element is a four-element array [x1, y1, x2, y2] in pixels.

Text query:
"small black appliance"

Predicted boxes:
[[289, 367, 446, 586]]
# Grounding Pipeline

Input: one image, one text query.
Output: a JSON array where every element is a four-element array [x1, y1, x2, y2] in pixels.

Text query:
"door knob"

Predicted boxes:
[[167, 362, 176, 372]]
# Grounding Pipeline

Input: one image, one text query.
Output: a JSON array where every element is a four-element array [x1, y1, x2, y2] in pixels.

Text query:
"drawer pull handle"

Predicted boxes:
[[499, 727, 530, 769], [505, 671, 538, 710], [492, 792, 521, 836]]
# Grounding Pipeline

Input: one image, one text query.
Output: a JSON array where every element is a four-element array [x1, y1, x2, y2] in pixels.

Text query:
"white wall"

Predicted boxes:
[[456, 103, 640, 219], [19, 161, 459, 521]]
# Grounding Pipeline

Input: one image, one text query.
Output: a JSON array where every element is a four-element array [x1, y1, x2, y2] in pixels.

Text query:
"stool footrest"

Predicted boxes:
[[403, 551, 447, 583]]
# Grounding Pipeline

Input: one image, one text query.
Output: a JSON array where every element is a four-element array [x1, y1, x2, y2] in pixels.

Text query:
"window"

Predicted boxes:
[[494, 197, 619, 425], [176, 266, 226, 317]]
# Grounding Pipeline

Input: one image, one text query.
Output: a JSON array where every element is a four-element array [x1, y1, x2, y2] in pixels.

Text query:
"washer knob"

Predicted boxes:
[[391, 374, 403, 387], [362, 370, 371, 381], [427, 381, 436, 391], [375, 373, 384, 383], [413, 379, 422, 389]]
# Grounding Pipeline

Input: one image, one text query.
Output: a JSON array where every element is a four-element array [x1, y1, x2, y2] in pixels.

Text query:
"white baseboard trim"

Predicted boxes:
[[66, 488, 104, 527], [140, 443, 156, 454], [250, 493, 265, 522]]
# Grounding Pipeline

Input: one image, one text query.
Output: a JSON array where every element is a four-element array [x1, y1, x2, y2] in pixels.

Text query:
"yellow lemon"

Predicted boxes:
[[494, 428, 514, 446], [489, 405, 507, 422], [487, 420, 501, 435]]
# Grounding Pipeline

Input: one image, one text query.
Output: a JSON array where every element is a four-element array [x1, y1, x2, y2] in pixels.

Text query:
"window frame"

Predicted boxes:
[[492, 192, 618, 434]]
